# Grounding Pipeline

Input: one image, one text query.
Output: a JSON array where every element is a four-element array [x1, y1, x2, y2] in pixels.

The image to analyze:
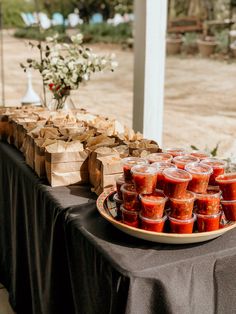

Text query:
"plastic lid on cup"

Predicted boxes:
[[150, 162, 177, 172], [221, 199, 236, 204], [120, 183, 137, 195], [169, 213, 196, 223], [140, 189, 168, 203], [163, 167, 192, 182], [146, 153, 173, 163], [121, 157, 148, 167], [185, 162, 213, 175], [113, 193, 123, 203], [196, 211, 222, 219], [131, 164, 158, 175], [215, 172, 236, 184], [139, 213, 167, 223], [200, 157, 227, 169], [190, 151, 210, 160], [163, 147, 187, 156], [195, 188, 221, 199], [120, 205, 139, 216], [170, 190, 195, 202], [173, 154, 199, 166]]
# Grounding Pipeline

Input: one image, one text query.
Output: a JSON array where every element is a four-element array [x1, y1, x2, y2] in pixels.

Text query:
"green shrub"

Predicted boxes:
[[14, 22, 133, 44], [2, 0, 34, 28]]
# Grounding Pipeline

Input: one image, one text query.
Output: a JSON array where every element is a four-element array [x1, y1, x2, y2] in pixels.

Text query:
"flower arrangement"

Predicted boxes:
[[21, 33, 118, 109]]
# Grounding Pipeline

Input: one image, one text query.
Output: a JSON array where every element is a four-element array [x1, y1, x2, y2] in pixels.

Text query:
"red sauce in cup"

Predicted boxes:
[[151, 162, 177, 190], [215, 172, 236, 200], [122, 157, 147, 183], [169, 214, 196, 234], [185, 162, 212, 194], [120, 205, 139, 227], [146, 153, 172, 164], [196, 190, 221, 215], [169, 191, 195, 220], [120, 183, 140, 211], [221, 199, 236, 221], [173, 155, 199, 170], [131, 165, 157, 194], [163, 168, 192, 199], [201, 158, 227, 186], [163, 147, 187, 157], [115, 176, 125, 199], [196, 211, 221, 232], [140, 190, 167, 219], [140, 214, 167, 232]]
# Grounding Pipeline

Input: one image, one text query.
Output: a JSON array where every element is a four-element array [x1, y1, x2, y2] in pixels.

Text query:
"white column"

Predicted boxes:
[[133, 0, 168, 145]]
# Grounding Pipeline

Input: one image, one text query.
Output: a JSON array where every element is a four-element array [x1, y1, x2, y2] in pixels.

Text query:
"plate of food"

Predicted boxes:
[[97, 188, 236, 244]]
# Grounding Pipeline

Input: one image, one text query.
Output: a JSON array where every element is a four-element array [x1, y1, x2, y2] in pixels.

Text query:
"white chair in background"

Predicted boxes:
[[38, 12, 51, 29], [68, 13, 83, 27]]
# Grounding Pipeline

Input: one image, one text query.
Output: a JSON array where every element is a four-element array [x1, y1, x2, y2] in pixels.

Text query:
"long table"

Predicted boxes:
[[1, 142, 236, 314]]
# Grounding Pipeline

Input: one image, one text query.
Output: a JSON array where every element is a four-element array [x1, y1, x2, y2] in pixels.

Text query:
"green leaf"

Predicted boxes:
[[211, 143, 219, 157], [190, 145, 199, 151]]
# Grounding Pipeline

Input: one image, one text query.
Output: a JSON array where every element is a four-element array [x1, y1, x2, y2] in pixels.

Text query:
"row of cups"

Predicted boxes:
[[113, 149, 236, 233]]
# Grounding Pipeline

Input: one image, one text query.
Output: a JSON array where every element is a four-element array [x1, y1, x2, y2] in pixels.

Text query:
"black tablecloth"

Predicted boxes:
[[0, 142, 96, 314], [65, 199, 236, 314], [2, 142, 236, 314]]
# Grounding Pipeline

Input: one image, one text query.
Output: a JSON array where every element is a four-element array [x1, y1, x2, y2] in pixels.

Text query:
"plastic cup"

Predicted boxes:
[[146, 153, 172, 164], [120, 205, 139, 228], [169, 214, 196, 234], [121, 157, 148, 183], [185, 162, 213, 194], [115, 175, 125, 199], [120, 183, 140, 211], [150, 162, 177, 190], [163, 168, 192, 199], [169, 191, 195, 220], [140, 189, 168, 219], [196, 211, 221, 232], [215, 173, 236, 200], [201, 158, 227, 186], [163, 147, 187, 157], [221, 199, 236, 221], [131, 165, 158, 194], [173, 155, 199, 170], [113, 193, 123, 220], [196, 189, 221, 215], [139, 213, 167, 232], [190, 151, 210, 160]]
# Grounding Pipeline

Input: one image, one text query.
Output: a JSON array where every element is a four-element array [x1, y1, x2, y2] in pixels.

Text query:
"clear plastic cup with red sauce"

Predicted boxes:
[[196, 211, 221, 232], [201, 158, 227, 186], [169, 214, 196, 234], [115, 175, 125, 199], [146, 153, 172, 164], [185, 162, 213, 194], [113, 193, 123, 220], [190, 151, 210, 160], [196, 189, 221, 215], [163, 168, 192, 199], [215, 173, 236, 200], [221, 199, 236, 221], [173, 155, 200, 170], [169, 191, 195, 220], [139, 213, 167, 232], [150, 162, 177, 190], [140, 189, 168, 219], [122, 157, 148, 183], [120, 205, 139, 228], [131, 165, 158, 194], [163, 147, 187, 157], [120, 183, 140, 211]]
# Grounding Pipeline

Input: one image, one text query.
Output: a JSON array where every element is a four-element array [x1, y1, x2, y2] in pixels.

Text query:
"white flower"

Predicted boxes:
[[71, 33, 83, 44], [111, 61, 119, 68]]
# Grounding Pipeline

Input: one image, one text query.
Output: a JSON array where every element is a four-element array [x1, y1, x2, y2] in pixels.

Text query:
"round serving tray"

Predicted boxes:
[[97, 187, 236, 244]]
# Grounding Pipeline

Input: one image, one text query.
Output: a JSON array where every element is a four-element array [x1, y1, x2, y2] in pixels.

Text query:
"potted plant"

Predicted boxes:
[[230, 40, 236, 58], [166, 33, 183, 55], [183, 32, 198, 55], [197, 36, 217, 58]]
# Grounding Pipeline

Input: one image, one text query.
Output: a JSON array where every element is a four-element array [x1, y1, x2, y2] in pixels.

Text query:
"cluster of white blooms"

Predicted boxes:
[[24, 33, 118, 100]]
